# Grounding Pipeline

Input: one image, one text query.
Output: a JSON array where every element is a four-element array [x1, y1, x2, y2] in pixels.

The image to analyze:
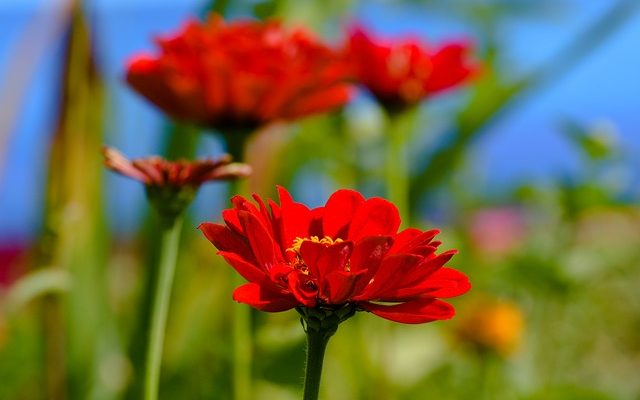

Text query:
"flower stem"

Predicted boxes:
[[384, 106, 418, 225], [297, 305, 354, 400], [232, 299, 251, 400], [143, 215, 184, 400], [303, 328, 331, 400]]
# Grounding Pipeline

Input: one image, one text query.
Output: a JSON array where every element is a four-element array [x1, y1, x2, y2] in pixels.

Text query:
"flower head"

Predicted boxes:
[[126, 14, 352, 132], [347, 26, 480, 110], [199, 187, 470, 324], [102, 146, 251, 187], [103, 146, 251, 220]]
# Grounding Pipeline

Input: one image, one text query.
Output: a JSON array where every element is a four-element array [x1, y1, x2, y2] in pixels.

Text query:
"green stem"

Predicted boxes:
[[297, 305, 354, 400], [232, 299, 251, 400], [384, 107, 418, 225], [303, 328, 331, 400], [143, 215, 184, 400]]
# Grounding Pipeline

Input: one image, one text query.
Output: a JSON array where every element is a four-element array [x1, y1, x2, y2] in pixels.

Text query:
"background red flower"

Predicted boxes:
[[347, 26, 480, 110], [126, 14, 353, 132], [200, 187, 470, 324], [102, 146, 251, 187]]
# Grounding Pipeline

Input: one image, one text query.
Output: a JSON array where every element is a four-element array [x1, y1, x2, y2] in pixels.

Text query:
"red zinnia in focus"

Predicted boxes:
[[102, 146, 251, 187], [199, 187, 470, 324], [126, 14, 352, 132], [347, 26, 480, 110]]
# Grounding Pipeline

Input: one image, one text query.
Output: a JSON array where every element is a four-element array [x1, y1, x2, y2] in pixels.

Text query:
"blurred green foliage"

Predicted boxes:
[[1, 1, 639, 399]]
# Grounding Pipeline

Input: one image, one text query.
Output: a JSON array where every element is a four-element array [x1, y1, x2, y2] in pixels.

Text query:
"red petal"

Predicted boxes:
[[233, 283, 298, 312], [425, 41, 478, 94], [360, 298, 454, 324], [233, 195, 270, 229], [348, 198, 401, 241], [389, 229, 439, 255], [238, 211, 279, 268], [287, 85, 352, 120], [222, 208, 243, 234], [308, 207, 324, 237], [276, 186, 295, 206], [377, 268, 470, 300], [286, 271, 318, 307], [355, 253, 423, 300], [279, 202, 312, 251], [396, 250, 457, 289], [323, 271, 358, 304], [252, 194, 273, 230], [322, 189, 365, 238], [405, 245, 439, 258], [127, 56, 207, 123], [299, 240, 353, 281], [349, 236, 393, 295], [387, 228, 421, 254], [218, 251, 266, 282], [267, 199, 284, 244], [198, 222, 254, 262], [349, 236, 394, 274], [421, 267, 471, 298], [126, 57, 179, 114]]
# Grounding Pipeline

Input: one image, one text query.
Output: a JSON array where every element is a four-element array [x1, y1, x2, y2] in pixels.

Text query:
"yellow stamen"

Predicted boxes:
[[287, 236, 343, 254]]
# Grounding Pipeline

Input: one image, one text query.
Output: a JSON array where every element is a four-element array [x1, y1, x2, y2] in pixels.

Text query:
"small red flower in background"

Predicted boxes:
[[126, 14, 352, 132], [200, 187, 469, 324], [0, 243, 26, 288], [102, 146, 251, 187], [347, 26, 480, 110]]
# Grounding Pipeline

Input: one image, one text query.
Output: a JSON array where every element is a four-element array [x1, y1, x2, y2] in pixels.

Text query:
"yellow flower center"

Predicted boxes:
[[287, 236, 343, 254]]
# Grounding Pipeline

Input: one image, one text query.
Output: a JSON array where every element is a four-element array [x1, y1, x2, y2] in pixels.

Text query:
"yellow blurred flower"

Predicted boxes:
[[454, 299, 524, 358]]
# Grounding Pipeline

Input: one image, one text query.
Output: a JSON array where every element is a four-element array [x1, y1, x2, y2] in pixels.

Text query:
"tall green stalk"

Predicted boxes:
[[37, 4, 121, 399], [126, 123, 199, 400], [143, 216, 184, 400], [384, 107, 419, 226]]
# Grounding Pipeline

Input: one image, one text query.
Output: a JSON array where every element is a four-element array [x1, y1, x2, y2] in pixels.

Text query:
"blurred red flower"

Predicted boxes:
[[126, 14, 352, 132], [200, 187, 470, 324], [102, 146, 251, 187], [0, 243, 26, 288], [347, 26, 480, 110]]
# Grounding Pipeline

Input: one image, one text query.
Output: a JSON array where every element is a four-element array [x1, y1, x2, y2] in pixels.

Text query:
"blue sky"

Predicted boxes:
[[0, 0, 639, 241]]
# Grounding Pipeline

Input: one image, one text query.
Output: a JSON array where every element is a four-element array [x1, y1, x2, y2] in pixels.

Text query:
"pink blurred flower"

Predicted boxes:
[[469, 208, 526, 258]]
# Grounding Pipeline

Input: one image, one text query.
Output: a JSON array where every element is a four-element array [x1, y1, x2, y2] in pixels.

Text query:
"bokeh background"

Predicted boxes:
[[1, 0, 639, 399]]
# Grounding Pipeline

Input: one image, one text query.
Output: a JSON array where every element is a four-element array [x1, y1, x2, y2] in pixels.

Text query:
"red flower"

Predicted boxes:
[[126, 14, 352, 132], [0, 242, 26, 288], [347, 26, 480, 110], [199, 187, 470, 324], [102, 146, 251, 187]]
